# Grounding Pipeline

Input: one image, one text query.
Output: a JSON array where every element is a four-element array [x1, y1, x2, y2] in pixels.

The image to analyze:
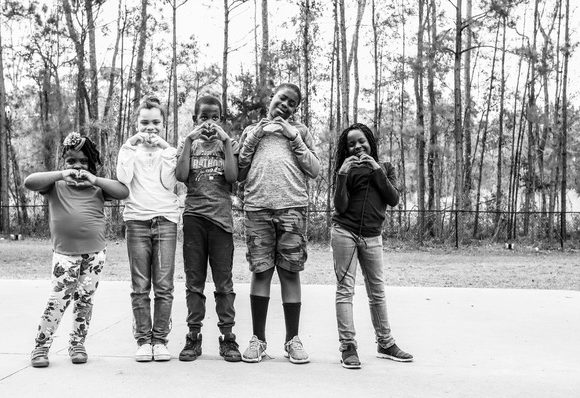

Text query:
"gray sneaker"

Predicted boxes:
[[31, 346, 49, 368], [242, 335, 267, 363], [68, 344, 88, 364], [284, 336, 310, 364]]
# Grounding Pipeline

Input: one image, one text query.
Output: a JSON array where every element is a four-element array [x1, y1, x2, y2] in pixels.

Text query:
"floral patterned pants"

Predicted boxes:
[[34, 249, 106, 348]]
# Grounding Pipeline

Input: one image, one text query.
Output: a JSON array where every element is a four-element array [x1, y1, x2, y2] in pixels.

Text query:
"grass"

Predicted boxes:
[[1, 238, 578, 290]]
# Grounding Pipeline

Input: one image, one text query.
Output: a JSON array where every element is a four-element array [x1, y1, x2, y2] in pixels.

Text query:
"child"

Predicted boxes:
[[237, 83, 320, 364], [175, 95, 241, 362], [26, 132, 129, 368], [332, 123, 413, 369], [116, 96, 180, 362]]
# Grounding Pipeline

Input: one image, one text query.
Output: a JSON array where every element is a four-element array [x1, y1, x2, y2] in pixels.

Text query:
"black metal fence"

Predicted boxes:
[[1, 203, 579, 248]]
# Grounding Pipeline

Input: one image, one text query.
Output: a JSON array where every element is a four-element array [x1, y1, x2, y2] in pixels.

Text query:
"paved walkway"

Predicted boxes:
[[0, 280, 578, 397]]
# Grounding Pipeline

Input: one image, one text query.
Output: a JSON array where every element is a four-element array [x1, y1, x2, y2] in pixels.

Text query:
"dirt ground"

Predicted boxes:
[[0, 238, 578, 290]]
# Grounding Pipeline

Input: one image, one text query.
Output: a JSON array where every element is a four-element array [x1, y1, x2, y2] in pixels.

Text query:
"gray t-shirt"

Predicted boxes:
[[238, 120, 319, 211], [177, 138, 238, 233], [44, 180, 109, 255]]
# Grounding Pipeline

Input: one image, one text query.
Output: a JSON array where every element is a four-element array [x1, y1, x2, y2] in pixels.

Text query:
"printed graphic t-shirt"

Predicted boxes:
[[177, 138, 238, 233]]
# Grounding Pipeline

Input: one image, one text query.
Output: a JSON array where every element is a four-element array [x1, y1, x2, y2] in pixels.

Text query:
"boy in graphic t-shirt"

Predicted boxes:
[[175, 95, 241, 362]]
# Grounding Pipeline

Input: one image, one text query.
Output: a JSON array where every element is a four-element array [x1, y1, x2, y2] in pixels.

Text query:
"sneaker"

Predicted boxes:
[[341, 343, 361, 369], [219, 333, 242, 362], [68, 344, 88, 364], [284, 336, 310, 364], [241, 335, 267, 363], [377, 343, 413, 362], [179, 333, 202, 362], [135, 343, 153, 362], [31, 347, 49, 368], [152, 343, 171, 361]]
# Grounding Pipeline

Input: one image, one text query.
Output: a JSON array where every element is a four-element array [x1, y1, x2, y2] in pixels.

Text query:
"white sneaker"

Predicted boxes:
[[135, 343, 153, 362], [153, 343, 171, 361]]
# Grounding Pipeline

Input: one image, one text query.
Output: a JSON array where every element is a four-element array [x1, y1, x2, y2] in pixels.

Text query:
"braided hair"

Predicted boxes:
[[334, 123, 379, 175], [61, 132, 101, 174]]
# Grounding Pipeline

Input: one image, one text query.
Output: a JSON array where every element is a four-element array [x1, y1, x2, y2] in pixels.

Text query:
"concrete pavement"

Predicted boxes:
[[0, 280, 578, 397]]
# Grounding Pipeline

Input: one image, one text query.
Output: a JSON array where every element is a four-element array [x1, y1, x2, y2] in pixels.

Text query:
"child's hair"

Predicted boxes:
[[134, 95, 166, 122], [334, 123, 379, 175], [272, 83, 302, 107], [193, 95, 223, 120], [61, 132, 101, 174]]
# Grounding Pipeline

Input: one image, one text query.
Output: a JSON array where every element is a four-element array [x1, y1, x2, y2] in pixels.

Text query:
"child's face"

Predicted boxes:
[[195, 103, 221, 125], [268, 87, 299, 120], [63, 150, 89, 171], [346, 129, 371, 158], [137, 108, 164, 135]]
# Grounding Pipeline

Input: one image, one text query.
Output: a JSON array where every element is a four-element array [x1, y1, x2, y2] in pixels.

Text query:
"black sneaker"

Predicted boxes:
[[179, 332, 202, 361], [219, 333, 242, 362], [341, 343, 361, 369], [377, 343, 413, 362]]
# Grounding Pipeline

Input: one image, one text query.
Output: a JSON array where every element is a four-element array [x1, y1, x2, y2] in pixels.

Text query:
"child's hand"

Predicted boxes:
[[149, 134, 170, 149], [62, 169, 81, 185], [128, 132, 149, 146], [358, 154, 380, 170], [250, 119, 271, 139], [186, 125, 205, 142], [338, 156, 359, 175], [276, 118, 299, 140], [212, 124, 230, 142], [71, 170, 97, 187]]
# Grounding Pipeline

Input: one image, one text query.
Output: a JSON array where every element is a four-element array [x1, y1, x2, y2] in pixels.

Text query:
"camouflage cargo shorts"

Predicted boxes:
[[244, 207, 308, 273]]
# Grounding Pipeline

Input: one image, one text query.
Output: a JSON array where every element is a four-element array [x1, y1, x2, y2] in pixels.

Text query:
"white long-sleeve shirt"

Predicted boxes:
[[116, 142, 180, 224]]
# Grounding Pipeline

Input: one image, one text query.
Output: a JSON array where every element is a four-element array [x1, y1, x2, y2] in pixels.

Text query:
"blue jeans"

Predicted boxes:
[[126, 217, 177, 345], [183, 216, 236, 334], [331, 223, 395, 350]]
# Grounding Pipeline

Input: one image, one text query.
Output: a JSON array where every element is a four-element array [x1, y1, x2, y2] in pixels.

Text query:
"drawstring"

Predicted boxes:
[[335, 176, 371, 284]]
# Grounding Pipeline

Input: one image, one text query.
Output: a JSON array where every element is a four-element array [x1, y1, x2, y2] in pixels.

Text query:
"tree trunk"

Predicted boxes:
[[339, 0, 349, 128], [333, 0, 342, 131], [133, 0, 148, 110], [259, 0, 269, 89], [494, 15, 507, 232], [223, 0, 230, 121], [398, 0, 407, 215], [104, 0, 124, 121], [0, 23, 9, 233], [172, 1, 178, 146], [414, 0, 426, 242], [301, 0, 311, 127], [427, 0, 439, 236], [463, 0, 473, 210], [523, 0, 540, 237], [453, 0, 464, 213], [560, 0, 570, 242], [62, 0, 88, 132], [348, 0, 366, 124], [372, 0, 379, 132]]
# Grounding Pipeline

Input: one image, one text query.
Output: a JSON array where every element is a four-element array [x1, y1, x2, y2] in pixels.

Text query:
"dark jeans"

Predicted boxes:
[[183, 216, 236, 335], [126, 217, 177, 345]]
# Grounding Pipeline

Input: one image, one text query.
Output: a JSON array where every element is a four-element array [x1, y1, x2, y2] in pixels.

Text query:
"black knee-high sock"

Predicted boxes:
[[250, 295, 269, 342], [283, 302, 301, 343]]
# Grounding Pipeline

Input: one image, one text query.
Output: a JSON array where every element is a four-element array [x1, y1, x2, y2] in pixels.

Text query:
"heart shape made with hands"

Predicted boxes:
[[262, 123, 283, 133], [200, 123, 218, 140]]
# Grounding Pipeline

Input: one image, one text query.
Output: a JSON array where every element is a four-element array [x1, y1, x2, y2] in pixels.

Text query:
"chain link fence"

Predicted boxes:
[[2, 203, 578, 248]]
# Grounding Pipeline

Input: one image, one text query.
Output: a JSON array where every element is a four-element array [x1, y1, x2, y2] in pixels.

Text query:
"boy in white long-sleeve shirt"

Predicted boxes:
[[116, 96, 180, 362]]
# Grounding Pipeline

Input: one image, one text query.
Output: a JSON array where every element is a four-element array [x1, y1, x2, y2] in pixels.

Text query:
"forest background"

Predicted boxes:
[[0, 0, 579, 247]]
